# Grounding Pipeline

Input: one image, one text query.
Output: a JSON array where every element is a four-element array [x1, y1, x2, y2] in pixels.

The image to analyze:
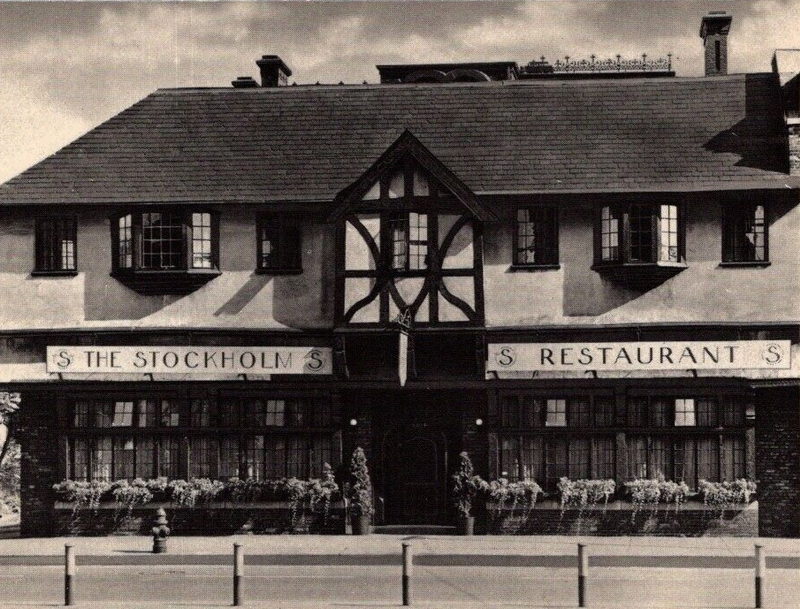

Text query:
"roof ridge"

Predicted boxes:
[[149, 71, 772, 95]]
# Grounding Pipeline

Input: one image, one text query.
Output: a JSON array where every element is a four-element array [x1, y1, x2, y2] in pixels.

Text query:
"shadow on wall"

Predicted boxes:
[[271, 223, 335, 326], [703, 74, 789, 173], [214, 274, 273, 316], [84, 272, 171, 321], [561, 192, 797, 319], [480, 216, 640, 319], [84, 223, 336, 328], [559, 204, 643, 317]]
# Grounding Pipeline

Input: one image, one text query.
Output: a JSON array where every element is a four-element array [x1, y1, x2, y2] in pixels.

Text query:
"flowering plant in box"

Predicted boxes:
[[111, 479, 154, 513], [486, 478, 542, 517], [144, 477, 170, 499], [53, 480, 113, 512], [167, 478, 224, 508], [557, 477, 616, 508], [699, 479, 756, 507], [307, 463, 340, 523], [625, 475, 690, 508], [225, 478, 279, 503]]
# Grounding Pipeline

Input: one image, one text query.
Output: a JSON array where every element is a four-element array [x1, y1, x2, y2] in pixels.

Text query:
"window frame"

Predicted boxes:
[[512, 206, 560, 269], [593, 202, 686, 267], [72, 397, 182, 430], [68, 434, 182, 481], [386, 211, 430, 273], [499, 433, 616, 491], [256, 213, 303, 274], [721, 202, 769, 266], [494, 390, 751, 491], [110, 208, 220, 274], [67, 391, 339, 482], [33, 215, 78, 276]]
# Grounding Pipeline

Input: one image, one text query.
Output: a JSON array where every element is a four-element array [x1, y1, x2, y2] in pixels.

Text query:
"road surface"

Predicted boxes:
[[1, 562, 798, 608]]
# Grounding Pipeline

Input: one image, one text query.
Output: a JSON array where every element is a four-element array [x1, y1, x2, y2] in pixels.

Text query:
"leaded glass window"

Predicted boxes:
[[723, 203, 767, 263], [35, 217, 77, 272], [514, 207, 558, 265]]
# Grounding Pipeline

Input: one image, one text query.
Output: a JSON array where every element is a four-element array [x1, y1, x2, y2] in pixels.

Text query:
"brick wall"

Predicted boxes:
[[788, 124, 800, 176], [340, 392, 373, 484], [459, 392, 490, 479], [482, 504, 757, 537], [17, 391, 60, 537], [704, 34, 728, 76], [54, 506, 346, 536], [755, 387, 800, 537]]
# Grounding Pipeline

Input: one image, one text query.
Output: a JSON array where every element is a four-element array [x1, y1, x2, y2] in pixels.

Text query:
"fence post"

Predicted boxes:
[[64, 544, 75, 606], [578, 543, 588, 607], [233, 543, 244, 607], [402, 541, 412, 606], [755, 544, 765, 608]]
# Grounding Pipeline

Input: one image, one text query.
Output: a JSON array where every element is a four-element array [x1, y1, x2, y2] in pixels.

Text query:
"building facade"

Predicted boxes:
[[2, 13, 800, 536]]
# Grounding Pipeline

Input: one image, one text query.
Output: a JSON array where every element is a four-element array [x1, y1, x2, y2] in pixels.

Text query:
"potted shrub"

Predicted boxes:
[[348, 447, 374, 535], [451, 452, 485, 535]]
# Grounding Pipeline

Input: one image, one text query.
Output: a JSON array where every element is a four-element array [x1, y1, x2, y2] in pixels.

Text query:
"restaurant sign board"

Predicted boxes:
[[46, 346, 333, 375], [486, 341, 792, 373]]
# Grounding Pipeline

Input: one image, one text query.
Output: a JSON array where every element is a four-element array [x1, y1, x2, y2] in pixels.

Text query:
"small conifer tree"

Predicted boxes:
[[452, 451, 485, 518], [348, 447, 374, 517]]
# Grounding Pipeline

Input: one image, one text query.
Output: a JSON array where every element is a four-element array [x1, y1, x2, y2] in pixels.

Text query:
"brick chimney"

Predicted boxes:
[[231, 76, 258, 88], [256, 55, 292, 87], [700, 12, 732, 76]]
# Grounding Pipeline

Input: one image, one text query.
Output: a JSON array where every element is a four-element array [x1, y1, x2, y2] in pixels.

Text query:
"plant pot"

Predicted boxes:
[[456, 515, 475, 536], [352, 514, 372, 535]]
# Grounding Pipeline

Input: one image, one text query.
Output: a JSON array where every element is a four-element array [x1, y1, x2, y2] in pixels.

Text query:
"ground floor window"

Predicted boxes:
[[66, 391, 339, 482], [496, 391, 751, 491], [500, 435, 615, 491], [69, 435, 181, 481], [68, 433, 337, 481], [627, 435, 745, 486]]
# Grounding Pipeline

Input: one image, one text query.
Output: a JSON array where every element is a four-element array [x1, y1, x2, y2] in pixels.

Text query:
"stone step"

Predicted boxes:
[[372, 524, 457, 536]]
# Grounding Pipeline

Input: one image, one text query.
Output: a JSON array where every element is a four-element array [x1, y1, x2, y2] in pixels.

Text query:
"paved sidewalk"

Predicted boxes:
[[1, 533, 799, 557]]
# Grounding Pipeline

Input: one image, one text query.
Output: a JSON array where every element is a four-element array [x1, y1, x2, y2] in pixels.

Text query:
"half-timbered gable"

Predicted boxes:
[[332, 131, 494, 327]]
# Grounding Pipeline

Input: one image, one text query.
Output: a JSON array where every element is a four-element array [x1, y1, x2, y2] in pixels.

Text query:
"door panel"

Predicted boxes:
[[400, 435, 440, 523]]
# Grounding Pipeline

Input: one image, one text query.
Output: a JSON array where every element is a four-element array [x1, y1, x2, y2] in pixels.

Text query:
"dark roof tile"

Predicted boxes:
[[0, 74, 791, 205]]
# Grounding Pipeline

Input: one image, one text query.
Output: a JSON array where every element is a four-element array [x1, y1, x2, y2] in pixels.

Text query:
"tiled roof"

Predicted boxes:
[[0, 73, 792, 205]]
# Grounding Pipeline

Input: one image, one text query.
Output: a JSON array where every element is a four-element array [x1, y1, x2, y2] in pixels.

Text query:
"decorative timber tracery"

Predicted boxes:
[[332, 131, 488, 328]]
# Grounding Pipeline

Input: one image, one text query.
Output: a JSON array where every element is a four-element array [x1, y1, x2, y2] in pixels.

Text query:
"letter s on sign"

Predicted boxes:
[[495, 347, 516, 368], [55, 350, 73, 370], [304, 349, 325, 373], [762, 343, 785, 366]]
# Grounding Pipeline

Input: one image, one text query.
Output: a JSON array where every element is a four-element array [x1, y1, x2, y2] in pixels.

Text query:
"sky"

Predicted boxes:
[[1, 0, 800, 184]]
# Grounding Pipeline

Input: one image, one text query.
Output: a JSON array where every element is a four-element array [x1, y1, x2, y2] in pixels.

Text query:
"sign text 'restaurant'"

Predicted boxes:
[[487, 341, 791, 372], [46, 346, 332, 375]]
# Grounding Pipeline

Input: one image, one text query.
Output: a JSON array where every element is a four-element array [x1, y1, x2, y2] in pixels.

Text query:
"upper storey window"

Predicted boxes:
[[594, 203, 686, 289], [390, 212, 428, 271], [722, 203, 768, 265], [34, 217, 77, 275], [112, 209, 219, 294], [513, 207, 558, 267], [257, 214, 302, 274], [598, 204, 681, 264]]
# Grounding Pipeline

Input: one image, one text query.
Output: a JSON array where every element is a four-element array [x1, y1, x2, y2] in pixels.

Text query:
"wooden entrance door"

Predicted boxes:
[[398, 434, 441, 523], [382, 424, 449, 524], [377, 391, 458, 525]]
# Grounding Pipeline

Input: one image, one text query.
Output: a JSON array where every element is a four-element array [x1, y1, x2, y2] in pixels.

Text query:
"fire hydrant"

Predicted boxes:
[[152, 508, 170, 554]]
